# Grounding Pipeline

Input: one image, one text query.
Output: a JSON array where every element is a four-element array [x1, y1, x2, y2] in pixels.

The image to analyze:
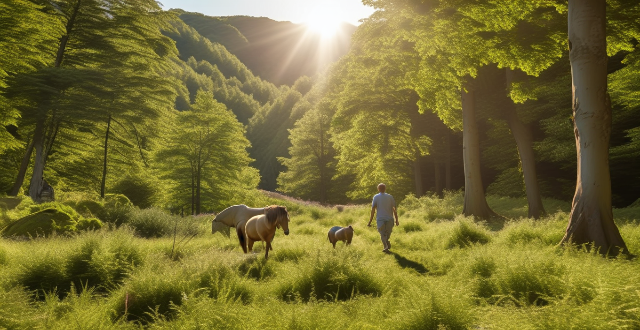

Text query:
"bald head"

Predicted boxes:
[[377, 183, 386, 193]]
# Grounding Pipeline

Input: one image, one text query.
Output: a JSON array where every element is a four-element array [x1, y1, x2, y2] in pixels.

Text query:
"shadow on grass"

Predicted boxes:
[[392, 252, 428, 274], [485, 219, 506, 231]]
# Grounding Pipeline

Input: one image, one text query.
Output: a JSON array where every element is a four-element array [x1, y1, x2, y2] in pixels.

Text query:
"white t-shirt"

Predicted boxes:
[[372, 192, 396, 222]]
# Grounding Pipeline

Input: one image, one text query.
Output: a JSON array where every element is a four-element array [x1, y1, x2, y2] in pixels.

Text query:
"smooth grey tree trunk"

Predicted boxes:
[[28, 118, 46, 201], [505, 69, 546, 219], [560, 0, 628, 255], [461, 85, 497, 219]]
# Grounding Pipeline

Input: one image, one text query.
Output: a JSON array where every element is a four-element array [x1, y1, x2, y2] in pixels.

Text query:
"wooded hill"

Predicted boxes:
[[176, 11, 357, 86]]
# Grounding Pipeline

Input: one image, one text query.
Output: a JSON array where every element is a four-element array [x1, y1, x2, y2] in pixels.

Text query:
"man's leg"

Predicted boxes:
[[385, 221, 394, 250], [377, 221, 389, 251]]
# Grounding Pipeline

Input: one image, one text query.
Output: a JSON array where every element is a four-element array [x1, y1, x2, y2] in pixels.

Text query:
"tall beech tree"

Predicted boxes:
[[559, 0, 628, 255], [364, 0, 569, 218], [327, 17, 434, 200], [157, 91, 255, 214], [6, 0, 174, 202], [277, 104, 335, 203]]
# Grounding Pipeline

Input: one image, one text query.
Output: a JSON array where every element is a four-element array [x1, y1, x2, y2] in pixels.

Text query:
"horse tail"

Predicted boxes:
[[237, 227, 247, 253]]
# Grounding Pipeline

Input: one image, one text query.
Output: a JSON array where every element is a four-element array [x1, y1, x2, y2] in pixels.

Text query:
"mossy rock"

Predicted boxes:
[[104, 194, 133, 208], [28, 202, 81, 221], [76, 217, 103, 231], [2, 208, 77, 237], [75, 200, 106, 218], [0, 197, 22, 210]]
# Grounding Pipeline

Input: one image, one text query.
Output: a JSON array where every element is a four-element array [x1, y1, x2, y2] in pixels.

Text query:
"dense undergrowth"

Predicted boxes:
[[0, 191, 639, 329]]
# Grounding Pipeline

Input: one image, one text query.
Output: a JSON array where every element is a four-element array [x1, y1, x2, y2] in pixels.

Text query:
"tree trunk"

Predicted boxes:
[[196, 164, 201, 215], [319, 120, 327, 203], [461, 85, 497, 218], [435, 161, 443, 198], [319, 164, 327, 204], [414, 158, 423, 197], [100, 115, 111, 198], [55, 0, 82, 67], [190, 165, 195, 215], [133, 125, 148, 167], [560, 0, 628, 255], [26, 0, 82, 201], [445, 130, 451, 190], [9, 139, 34, 196], [28, 117, 46, 201], [505, 70, 546, 219]]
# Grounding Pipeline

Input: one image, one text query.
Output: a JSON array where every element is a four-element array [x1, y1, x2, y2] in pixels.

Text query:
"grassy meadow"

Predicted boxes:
[[1, 191, 640, 329]]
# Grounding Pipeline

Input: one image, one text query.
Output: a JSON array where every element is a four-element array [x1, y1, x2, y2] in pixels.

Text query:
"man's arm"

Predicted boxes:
[[393, 207, 399, 226], [368, 206, 376, 227]]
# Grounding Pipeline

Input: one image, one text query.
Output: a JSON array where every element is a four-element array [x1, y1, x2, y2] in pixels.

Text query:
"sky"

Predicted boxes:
[[158, 0, 376, 26]]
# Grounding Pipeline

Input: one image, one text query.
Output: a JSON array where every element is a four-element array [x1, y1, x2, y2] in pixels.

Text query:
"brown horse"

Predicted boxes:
[[212, 204, 267, 242], [241, 205, 290, 259]]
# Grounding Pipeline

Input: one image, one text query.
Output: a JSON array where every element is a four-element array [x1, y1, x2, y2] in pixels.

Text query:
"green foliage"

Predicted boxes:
[[236, 256, 276, 281], [278, 252, 383, 302], [0, 0, 62, 154], [470, 252, 567, 307], [0, 287, 42, 329], [98, 194, 134, 225], [398, 294, 474, 330], [66, 235, 141, 293], [76, 218, 103, 231], [277, 105, 336, 203], [110, 173, 159, 209], [0, 246, 6, 266], [17, 251, 69, 299], [111, 268, 189, 324], [446, 218, 492, 248], [126, 208, 174, 238], [487, 167, 526, 198], [2, 208, 76, 237], [196, 263, 253, 304], [74, 200, 105, 218], [157, 91, 256, 213], [249, 88, 304, 191], [270, 247, 307, 263], [402, 222, 423, 233]]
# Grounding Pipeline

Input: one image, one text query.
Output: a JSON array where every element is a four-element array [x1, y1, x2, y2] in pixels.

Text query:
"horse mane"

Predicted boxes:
[[264, 205, 287, 225]]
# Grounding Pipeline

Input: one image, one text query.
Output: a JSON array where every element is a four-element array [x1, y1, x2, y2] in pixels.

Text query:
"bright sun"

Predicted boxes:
[[303, 6, 344, 38]]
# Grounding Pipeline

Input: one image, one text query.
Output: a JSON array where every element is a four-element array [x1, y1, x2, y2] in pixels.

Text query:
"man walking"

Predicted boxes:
[[367, 183, 399, 253]]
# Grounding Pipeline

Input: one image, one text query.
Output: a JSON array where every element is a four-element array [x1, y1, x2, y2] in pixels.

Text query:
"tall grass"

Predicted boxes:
[[278, 251, 383, 302], [1, 192, 640, 329]]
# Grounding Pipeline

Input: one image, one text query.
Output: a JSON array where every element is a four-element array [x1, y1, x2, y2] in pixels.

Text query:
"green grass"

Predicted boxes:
[[0, 191, 639, 329]]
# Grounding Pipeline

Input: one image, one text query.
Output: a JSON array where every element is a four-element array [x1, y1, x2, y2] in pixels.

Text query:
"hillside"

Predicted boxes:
[[178, 12, 357, 86]]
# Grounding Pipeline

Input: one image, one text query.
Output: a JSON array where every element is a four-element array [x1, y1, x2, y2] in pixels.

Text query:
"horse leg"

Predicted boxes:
[[268, 232, 275, 251], [237, 227, 247, 253], [247, 239, 255, 253], [265, 240, 271, 259]]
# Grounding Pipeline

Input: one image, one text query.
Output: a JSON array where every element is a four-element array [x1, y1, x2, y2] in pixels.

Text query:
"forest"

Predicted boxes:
[[1, 0, 640, 328]]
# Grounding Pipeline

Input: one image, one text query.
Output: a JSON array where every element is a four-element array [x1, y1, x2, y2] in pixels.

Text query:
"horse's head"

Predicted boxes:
[[265, 205, 290, 235]]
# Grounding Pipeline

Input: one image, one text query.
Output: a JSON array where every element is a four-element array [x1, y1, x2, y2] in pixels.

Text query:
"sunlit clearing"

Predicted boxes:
[[303, 6, 344, 38]]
